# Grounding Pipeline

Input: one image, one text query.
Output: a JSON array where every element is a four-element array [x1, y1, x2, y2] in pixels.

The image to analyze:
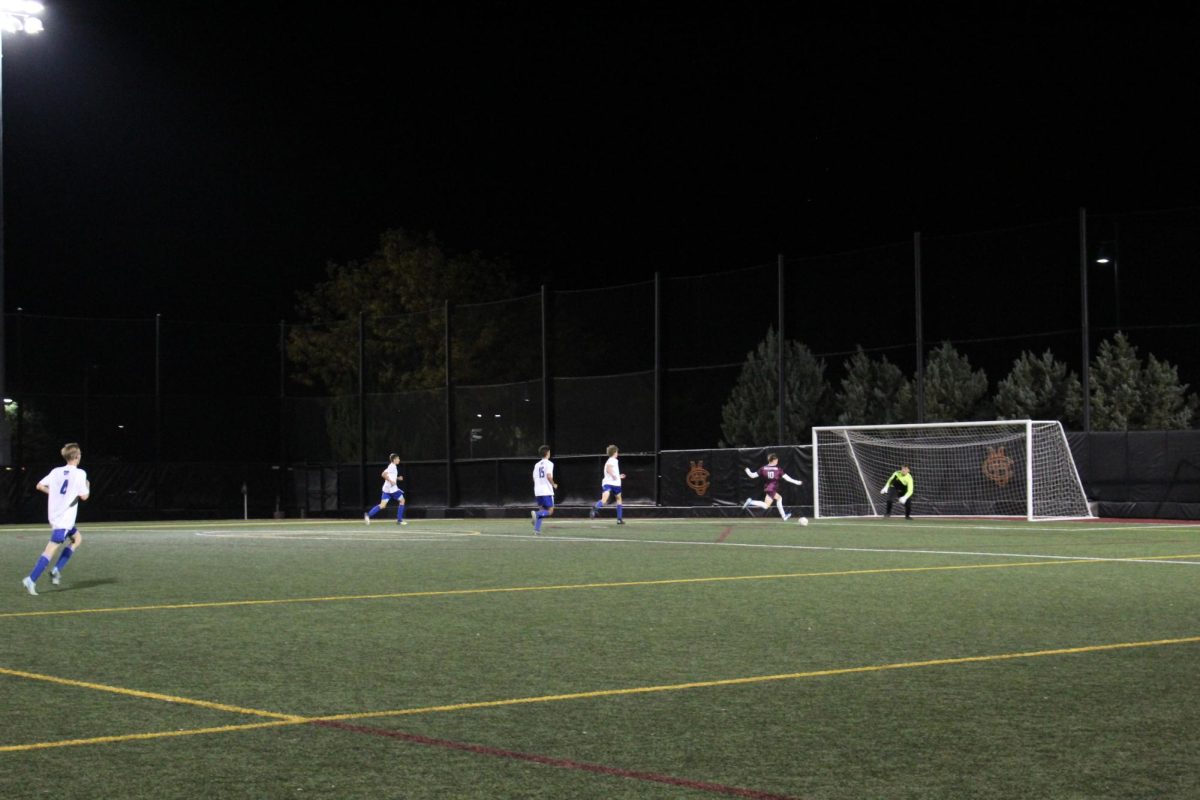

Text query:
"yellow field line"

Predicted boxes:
[[0, 666, 304, 721], [0, 557, 1100, 620], [324, 634, 1200, 722], [3, 634, 1198, 753], [0, 720, 299, 753]]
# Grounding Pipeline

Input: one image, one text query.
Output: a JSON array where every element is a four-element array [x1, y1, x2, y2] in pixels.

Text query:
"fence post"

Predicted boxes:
[[445, 300, 455, 508], [1080, 207, 1091, 432], [541, 284, 551, 445], [654, 271, 663, 504], [155, 313, 162, 516], [358, 312, 367, 513], [777, 254, 785, 444], [278, 320, 287, 517], [913, 233, 925, 423], [12, 307, 21, 466]]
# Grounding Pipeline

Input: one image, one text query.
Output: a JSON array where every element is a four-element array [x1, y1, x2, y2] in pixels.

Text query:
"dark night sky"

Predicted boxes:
[[3, 2, 1198, 322]]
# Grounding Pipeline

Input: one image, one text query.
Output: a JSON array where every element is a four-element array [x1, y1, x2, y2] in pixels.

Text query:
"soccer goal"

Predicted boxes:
[[812, 420, 1091, 520]]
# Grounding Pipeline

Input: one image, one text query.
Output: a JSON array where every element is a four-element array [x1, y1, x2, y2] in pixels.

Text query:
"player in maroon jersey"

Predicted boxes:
[[742, 453, 804, 520]]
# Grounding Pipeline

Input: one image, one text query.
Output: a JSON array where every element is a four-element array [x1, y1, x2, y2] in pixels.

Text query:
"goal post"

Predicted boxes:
[[811, 420, 1091, 520]]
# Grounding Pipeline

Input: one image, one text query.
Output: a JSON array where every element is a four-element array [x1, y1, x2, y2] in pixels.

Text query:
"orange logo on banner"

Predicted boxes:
[[982, 446, 1014, 488], [687, 460, 711, 496]]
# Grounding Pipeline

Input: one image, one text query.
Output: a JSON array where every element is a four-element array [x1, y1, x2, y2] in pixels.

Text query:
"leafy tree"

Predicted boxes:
[[5, 401, 55, 465], [1088, 332, 1196, 430], [923, 342, 989, 421], [994, 349, 1082, 426], [720, 327, 830, 446], [287, 230, 535, 461], [835, 347, 915, 425], [288, 229, 533, 394]]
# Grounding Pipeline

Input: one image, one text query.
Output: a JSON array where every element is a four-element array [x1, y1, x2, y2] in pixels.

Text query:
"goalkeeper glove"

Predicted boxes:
[[900, 496, 908, 505], [879, 488, 888, 495]]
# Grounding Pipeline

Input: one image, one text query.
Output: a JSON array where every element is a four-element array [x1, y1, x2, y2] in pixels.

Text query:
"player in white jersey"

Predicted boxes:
[[364, 453, 406, 524], [23, 443, 91, 596], [589, 444, 627, 524], [531, 445, 557, 534]]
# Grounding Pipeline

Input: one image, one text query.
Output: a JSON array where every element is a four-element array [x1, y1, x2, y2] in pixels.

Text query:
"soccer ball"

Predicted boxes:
[[798, 516, 809, 526]]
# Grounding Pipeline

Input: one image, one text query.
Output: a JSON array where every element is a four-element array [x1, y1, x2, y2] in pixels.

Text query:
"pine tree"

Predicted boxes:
[[923, 342, 989, 421], [720, 327, 830, 446], [994, 349, 1081, 425], [835, 347, 915, 425], [1089, 332, 1143, 430], [1137, 353, 1196, 429]]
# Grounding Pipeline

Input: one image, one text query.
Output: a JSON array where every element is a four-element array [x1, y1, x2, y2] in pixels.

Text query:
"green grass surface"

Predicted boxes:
[[2, 515, 1199, 799]]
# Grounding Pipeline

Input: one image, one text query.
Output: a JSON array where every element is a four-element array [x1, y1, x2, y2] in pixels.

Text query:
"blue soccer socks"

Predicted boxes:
[[29, 555, 50, 583], [54, 546, 74, 572]]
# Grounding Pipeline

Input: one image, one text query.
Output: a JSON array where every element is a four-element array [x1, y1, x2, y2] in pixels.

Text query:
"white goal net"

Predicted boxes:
[[812, 420, 1091, 520]]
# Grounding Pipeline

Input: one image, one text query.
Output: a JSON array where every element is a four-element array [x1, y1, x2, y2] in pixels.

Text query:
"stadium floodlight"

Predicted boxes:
[[0, 0, 44, 466], [0, 1, 43, 31], [812, 420, 1092, 521]]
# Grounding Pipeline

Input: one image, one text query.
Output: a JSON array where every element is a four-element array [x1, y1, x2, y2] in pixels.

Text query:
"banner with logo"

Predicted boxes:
[[659, 445, 812, 508]]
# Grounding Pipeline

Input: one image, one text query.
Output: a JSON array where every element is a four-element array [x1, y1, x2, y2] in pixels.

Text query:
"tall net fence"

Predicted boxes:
[[921, 219, 1082, 388], [785, 241, 916, 389], [453, 294, 543, 462], [552, 280, 655, 454], [663, 263, 776, 448], [3, 207, 1199, 519], [1086, 207, 1200, 393]]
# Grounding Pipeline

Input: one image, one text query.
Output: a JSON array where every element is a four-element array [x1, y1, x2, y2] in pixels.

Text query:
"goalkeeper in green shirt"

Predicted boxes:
[[880, 465, 914, 519]]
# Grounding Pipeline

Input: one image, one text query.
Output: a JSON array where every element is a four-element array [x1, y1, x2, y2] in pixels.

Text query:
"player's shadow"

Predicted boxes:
[[54, 578, 119, 592]]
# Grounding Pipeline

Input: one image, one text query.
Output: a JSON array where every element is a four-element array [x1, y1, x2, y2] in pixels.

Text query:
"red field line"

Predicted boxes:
[[313, 719, 800, 799]]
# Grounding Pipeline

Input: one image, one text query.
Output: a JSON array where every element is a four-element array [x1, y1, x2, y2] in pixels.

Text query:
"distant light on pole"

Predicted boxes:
[[1093, 240, 1120, 328]]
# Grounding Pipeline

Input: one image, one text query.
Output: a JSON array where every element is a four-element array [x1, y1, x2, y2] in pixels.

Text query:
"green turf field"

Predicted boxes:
[[3, 515, 1199, 799]]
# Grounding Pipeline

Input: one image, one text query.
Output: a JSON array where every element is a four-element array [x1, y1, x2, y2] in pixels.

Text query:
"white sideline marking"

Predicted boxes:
[[489, 532, 1200, 566], [195, 529, 481, 542]]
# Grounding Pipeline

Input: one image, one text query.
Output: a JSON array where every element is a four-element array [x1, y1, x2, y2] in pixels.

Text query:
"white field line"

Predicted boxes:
[[4, 516, 1195, 536], [639, 518, 1200, 533], [195, 530, 481, 542], [11, 516, 1197, 567], [480, 532, 1200, 566]]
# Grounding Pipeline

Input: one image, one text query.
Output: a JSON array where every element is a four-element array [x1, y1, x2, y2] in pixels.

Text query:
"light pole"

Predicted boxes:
[[0, 1, 44, 464]]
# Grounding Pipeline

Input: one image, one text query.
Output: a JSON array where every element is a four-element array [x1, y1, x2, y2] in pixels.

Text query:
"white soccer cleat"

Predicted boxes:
[[51, 567, 61, 585], [741, 498, 752, 511], [22, 577, 38, 596], [782, 513, 792, 521], [364, 513, 371, 526], [398, 520, 407, 526]]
